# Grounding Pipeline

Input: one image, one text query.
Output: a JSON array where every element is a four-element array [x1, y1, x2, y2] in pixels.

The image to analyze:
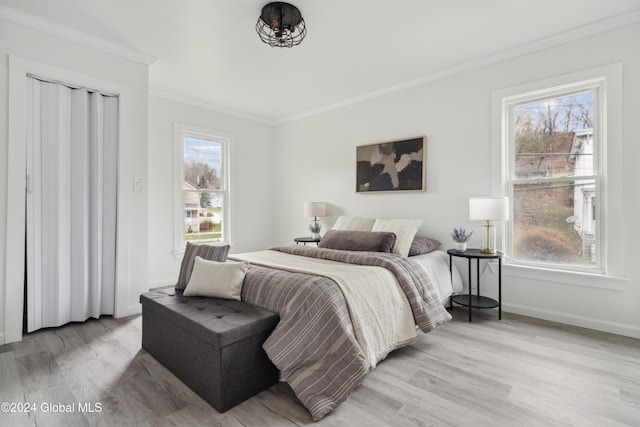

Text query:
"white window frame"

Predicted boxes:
[[491, 64, 625, 289], [173, 123, 232, 255]]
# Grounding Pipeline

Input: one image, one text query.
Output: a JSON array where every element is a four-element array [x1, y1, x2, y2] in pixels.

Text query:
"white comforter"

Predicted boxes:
[[410, 250, 464, 304]]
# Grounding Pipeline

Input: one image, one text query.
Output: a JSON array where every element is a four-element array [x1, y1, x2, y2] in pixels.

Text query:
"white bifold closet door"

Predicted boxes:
[[26, 77, 118, 333]]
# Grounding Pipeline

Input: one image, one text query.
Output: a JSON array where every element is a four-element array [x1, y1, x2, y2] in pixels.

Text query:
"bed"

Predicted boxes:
[[228, 239, 462, 421], [411, 249, 464, 305]]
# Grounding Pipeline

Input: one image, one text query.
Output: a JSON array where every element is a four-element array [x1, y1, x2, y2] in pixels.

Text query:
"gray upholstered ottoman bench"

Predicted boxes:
[[140, 288, 279, 412]]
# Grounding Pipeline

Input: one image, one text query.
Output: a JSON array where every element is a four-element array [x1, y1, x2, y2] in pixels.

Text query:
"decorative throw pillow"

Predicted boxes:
[[371, 218, 424, 257], [408, 236, 441, 256], [175, 242, 230, 290], [318, 230, 396, 253], [331, 215, 376, 231], [183, 257, 247, 300]]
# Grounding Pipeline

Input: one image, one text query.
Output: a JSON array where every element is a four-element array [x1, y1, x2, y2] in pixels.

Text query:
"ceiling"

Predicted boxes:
[[2, 0, 639, 123]]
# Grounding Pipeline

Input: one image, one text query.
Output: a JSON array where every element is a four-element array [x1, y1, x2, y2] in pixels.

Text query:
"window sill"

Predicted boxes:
[[172, 248, 185, 260], [502, 262, 627, 291], [172, 241, 230, 260]]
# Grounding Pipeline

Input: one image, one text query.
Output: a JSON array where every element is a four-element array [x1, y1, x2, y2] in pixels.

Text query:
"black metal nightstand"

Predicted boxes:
[[448, 248, 503, 322], [294, 237, 321, 246]]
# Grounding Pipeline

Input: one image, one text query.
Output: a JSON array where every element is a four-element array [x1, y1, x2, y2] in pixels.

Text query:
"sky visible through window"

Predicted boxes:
[[184, 137, 221, 172], [514, 92, 592, 135]]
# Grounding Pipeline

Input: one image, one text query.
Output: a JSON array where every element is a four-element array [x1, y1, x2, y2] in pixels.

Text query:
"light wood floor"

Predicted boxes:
[[1, 308, 638, 427]]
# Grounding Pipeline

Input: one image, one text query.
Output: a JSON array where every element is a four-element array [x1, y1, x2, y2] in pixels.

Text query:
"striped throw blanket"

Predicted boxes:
[[234, 246, 451, 420]]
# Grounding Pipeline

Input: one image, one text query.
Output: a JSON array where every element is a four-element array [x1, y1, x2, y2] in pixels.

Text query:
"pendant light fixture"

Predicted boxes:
[[256, 2, 306, 48]]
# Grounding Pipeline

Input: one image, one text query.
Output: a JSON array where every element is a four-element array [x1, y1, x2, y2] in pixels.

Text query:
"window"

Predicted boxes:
[[507, 89, 599, 271], [493, 65, 626, 276], [174, 124, 230, 251]]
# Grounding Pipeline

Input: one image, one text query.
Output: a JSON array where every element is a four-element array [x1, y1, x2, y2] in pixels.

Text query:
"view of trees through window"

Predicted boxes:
[[183, 137, 224, 243], [511, 91, 597, 268]]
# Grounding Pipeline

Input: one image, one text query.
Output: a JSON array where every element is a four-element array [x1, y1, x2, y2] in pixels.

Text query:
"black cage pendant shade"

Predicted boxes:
[[256, 2, 306, 48]]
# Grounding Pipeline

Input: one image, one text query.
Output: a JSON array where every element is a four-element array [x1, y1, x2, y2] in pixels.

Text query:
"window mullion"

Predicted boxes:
[[511, 175, 597, 185]]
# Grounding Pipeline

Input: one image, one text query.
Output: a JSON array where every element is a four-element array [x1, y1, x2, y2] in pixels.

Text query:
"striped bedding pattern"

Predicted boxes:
[[273, 245, 452, 332], [239, 246, 451, 420]]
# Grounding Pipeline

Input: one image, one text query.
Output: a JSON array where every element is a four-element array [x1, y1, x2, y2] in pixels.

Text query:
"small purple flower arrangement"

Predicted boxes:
[[451, 227, 472, 252], [450, 227, 473, 243], [308, 223, 321, 234]]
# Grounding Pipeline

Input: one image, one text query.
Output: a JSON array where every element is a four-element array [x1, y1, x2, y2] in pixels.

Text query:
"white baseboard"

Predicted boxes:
[[113, 303, 141, 319], [111, 281, 174, 320], [503, 303, 640, 339], [127, 303, 142, 316]]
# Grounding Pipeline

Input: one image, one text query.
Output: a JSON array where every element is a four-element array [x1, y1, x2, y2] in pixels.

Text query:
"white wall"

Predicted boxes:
[[147, 95, 275, 287], [0, 19, 149, 343], [272, 23, 640, 338], [1, 13, 636, 342]]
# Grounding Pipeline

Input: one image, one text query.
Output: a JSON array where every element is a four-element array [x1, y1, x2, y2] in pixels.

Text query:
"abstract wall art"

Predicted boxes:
[[356, 136, 426, 193]]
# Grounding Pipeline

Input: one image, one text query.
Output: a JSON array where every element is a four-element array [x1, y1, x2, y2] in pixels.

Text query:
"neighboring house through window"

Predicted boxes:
[[174, 123, 230, 251], [568, 129, 596, 263]]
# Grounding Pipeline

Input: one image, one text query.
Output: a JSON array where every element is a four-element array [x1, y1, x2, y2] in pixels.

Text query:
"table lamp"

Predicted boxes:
[[469, 196, 509, 254], [304, 202, 326, 238]]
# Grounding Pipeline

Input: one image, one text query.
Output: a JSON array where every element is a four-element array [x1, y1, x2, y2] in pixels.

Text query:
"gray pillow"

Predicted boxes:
[[175, 242, 231, 289], [318, 230, 396, 253], [408, 236, 441, 256]]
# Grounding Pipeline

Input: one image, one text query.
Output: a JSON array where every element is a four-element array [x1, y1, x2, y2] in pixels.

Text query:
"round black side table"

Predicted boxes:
[[294, 237, 321, 246], [448, 248, 503, 322]]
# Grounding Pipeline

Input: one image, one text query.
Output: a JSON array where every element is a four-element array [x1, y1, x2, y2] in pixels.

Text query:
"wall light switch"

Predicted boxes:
[[134, 179, 144, 192]]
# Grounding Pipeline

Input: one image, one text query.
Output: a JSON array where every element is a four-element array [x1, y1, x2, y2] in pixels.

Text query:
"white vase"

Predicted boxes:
[[312, 232, 320, 240], [454, 241, 467, 252]]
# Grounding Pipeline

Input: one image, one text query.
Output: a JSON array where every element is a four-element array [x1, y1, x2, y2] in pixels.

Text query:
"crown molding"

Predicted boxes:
[[149, 89, 273, 126], [3, 2, 635, 124], [0, 5, 156, 65], [274, 9, 640, 125]]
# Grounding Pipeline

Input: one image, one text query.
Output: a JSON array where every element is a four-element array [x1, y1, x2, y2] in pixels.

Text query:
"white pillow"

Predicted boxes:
[[332, 215, 375, 231], [371, 218, 424, 257], [183, 257, 247, 300]]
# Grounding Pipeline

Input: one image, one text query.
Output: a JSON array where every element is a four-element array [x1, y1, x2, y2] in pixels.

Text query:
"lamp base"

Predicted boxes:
[[480, 248, 497, 254], [480, 222, 496, 254]]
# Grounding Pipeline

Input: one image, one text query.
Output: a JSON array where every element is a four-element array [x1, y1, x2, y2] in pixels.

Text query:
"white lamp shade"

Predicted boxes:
[[304, 202, 326, 218], [469, 197, 509, 221]]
